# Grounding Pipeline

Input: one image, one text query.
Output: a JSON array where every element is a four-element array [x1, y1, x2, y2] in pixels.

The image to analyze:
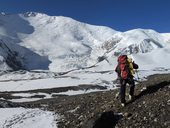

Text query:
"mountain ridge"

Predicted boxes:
[[0, 12, 170, 72]]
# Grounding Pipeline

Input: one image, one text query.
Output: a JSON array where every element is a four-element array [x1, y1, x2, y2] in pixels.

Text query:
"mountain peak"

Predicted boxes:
[[21, 12, 47, 17], [125, 28, 158, 35]]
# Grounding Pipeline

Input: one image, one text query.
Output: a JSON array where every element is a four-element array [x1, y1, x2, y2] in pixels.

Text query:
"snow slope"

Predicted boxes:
[[92, 28, 170, 78], [0, 107, 58, 128], [0, 12, 117, 72], [161, 33, 170, 43], [102, 29, 168, 56]]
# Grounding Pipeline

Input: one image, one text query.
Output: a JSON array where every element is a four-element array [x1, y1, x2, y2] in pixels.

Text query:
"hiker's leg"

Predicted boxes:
[[129, 79, 135, 96], [120, 79, 126, 103]]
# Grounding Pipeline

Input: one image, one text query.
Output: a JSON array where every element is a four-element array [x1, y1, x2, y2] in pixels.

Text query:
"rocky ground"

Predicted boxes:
[[1, 74, 170, 128]]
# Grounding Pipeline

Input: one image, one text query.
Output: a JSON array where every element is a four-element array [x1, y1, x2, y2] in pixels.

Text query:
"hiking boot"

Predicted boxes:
[[128, 95, 134, 100], [121, 103, 125, 107], [115, 92, 120, 99]]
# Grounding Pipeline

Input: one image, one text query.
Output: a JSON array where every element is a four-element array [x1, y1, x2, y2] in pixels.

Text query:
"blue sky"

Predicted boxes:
[[0, 0, 170, 32]]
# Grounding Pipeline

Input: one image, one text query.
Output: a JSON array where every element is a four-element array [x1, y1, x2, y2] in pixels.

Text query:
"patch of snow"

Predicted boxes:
[[0, 107, 58, 128], [10, 98, 43, 103], [56, 88, 104, 96]]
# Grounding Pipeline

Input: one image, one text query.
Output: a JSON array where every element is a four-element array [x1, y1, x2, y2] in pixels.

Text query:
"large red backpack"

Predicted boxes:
[[116, 55, 130, 79]]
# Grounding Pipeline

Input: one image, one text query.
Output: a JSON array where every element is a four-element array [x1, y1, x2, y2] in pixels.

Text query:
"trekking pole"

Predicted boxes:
[[135, 69, 140, 80]]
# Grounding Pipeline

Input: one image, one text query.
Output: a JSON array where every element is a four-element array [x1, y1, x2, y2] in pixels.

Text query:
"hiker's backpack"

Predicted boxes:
[[115, 55, 130, 79]]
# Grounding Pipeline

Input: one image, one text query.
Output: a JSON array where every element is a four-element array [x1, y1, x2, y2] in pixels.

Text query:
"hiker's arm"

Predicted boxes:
[[133, 62, 139, 69], [115, 65, 121, 79], [115, 65, 118, 73]]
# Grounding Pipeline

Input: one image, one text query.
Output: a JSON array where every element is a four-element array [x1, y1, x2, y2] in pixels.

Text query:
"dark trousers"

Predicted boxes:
[[120, 78, 135, 103]]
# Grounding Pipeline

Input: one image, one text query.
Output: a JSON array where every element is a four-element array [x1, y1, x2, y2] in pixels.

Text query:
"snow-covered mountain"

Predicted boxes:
[[0, 12, 117, 72], [0, 12, 170, 72], [103, 29, 169, 56]]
